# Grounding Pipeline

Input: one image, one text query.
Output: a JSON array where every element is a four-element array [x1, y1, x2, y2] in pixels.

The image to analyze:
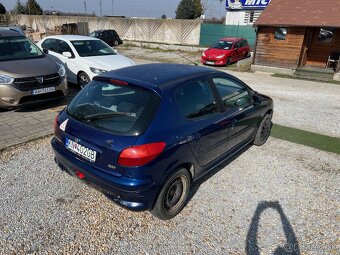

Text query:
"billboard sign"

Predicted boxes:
[[226, 0, 271, 10]]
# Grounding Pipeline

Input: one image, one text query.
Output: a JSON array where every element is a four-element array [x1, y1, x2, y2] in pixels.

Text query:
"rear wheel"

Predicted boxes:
[[253, 114, 272, 146], [78, 72, 90, 89], [151, 168, 191, 220], [113, 40, 119, 46]]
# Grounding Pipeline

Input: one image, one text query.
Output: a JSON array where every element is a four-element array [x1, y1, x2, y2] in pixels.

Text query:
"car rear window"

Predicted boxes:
[[67, 80, 161, 135]]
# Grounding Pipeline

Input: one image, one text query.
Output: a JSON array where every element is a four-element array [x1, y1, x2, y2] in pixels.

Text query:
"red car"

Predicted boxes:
[[201, 38, 251, 66]]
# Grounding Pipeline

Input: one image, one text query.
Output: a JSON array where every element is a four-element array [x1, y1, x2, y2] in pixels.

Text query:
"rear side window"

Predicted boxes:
[[67, 80, 160, 135], [213, 78, 251, 109], [176, 79, 218, 119]]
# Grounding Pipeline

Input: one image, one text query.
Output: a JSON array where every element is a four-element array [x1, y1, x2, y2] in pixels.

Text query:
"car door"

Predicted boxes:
[[55, 39, 79, 83], [99, 31, 110, 45], [239, 40, 249, 59], [175, 78, 231, 169], [211, 76, 258, 152], [233, 41, 243, 61]]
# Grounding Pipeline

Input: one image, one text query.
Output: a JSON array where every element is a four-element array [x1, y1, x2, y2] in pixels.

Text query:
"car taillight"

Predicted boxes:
[[118, 142, 166, 167], [54, 114, 59, 132]]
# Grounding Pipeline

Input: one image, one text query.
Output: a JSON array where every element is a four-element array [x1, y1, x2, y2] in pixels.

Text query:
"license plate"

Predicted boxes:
[[65, 138, 97, 162], [31, 87, 55, 95], [206, 61, 214, 65]]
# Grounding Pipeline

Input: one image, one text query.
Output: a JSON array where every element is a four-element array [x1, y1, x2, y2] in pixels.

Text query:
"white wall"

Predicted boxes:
[[11, 15, 202, 45]]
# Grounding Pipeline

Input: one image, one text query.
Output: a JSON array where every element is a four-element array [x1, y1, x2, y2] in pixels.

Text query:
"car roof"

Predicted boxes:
[[0, 28, 25, 37], [99, 63, 225, 89], [92, 29, 115, 32], [43, 35, 100, 41], [219, 37, 245, 42]]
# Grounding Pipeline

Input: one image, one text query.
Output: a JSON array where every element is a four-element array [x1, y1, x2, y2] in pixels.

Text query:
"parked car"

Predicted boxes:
[[89, 29, 123, 46], [37, 35, 135, 88], [51, 63, 273, 220], [0, 26, 25, 35], [0, 29, 67, 109], [202, 37, 251, 66]]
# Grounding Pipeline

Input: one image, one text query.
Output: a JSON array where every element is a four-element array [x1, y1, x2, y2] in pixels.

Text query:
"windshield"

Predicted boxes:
[[211, 40, 234, 50], [67, 80, 161, 135], [0, 36, 44, 62], [71, 40, 117, 57]]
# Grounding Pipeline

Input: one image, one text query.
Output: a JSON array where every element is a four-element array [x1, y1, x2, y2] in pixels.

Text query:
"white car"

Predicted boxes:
[[37, 35, 135, 88]]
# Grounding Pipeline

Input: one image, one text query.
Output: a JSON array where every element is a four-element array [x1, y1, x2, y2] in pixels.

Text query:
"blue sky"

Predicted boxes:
[[1, 0, 227, 18]]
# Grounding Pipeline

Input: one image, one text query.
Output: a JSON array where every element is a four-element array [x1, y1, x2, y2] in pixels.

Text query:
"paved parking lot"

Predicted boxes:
[[0, 84, 80, 150]]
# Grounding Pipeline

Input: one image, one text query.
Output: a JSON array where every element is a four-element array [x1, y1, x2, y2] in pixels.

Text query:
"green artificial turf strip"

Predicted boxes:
[[271, 124, 340, 155]]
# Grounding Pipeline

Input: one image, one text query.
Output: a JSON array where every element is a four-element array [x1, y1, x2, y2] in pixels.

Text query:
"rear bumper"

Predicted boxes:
[[51, 137, 157, 211]]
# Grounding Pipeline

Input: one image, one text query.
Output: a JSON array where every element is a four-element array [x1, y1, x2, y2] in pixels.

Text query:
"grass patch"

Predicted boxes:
[[271, 124, 340, 155], [272, 73, 340, 85]]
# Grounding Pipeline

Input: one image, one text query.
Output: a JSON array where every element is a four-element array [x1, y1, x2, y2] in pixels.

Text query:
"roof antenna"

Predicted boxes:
[[159, 44, 199, 66]]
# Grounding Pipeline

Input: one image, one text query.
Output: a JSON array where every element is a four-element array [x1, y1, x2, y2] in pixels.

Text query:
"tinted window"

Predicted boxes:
[[0, 36, 44, 62], [57, 39, 73, 55], [42, 38, 57, 52], [71, 40, 117, 57], [176, 80, 218, 119], [213, 78, 251, 109], [67, 80, 160, 135], [274, 27, 287, 40], [107, 30, 114, 37], [319, 28, 335, 43]]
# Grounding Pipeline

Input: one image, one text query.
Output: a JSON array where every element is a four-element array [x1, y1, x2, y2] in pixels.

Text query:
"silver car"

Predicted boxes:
[[0, 29, 68, 108]]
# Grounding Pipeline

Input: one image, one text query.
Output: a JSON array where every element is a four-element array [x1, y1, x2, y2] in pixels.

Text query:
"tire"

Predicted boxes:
[[225, 58, 231, 67], [151, 168, 191, 220], [113, 40, 119, 46], [78, 72, 90, 89], [253, 114, 272, 146]]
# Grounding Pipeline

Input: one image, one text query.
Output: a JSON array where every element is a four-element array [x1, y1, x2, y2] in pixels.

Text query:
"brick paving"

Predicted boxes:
[[0, 85, 79, 150]]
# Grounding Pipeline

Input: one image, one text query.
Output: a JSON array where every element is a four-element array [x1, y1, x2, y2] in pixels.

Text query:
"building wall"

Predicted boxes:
[[10, 15, 201, 45], [254, 26, 305, 68]]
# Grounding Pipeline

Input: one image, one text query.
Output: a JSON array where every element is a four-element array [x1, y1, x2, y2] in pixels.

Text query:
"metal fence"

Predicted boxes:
[[199, 23, 256, 48]]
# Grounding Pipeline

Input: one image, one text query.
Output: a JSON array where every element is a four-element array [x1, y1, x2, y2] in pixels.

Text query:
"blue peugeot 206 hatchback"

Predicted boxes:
[[52, 63, 273, 220]]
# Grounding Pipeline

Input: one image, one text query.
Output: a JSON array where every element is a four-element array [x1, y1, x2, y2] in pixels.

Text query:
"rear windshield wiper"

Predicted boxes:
[[82, 111, 134, 121]]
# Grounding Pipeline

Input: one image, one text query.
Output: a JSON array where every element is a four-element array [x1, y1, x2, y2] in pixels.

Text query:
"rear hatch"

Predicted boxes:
[[56, 78, 160, 176]]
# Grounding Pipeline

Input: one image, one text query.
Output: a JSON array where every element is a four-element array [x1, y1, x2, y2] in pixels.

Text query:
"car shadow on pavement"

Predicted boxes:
[[187, 144, 252, 204], [246, 201, 300, 255]]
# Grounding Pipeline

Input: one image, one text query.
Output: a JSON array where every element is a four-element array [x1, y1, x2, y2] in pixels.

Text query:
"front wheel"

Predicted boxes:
[[151, 168, 191, 220], [225, 57, 231, 67], [78, 72, 90, 89], [253, 114, 272, 146]]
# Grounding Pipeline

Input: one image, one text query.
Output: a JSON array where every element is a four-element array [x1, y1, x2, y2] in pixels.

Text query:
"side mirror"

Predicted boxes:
[[43, 48, 49, 54], [253, 94, 262, 105], [236, 97, 249, 107], [62, 51, 73, 58]]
